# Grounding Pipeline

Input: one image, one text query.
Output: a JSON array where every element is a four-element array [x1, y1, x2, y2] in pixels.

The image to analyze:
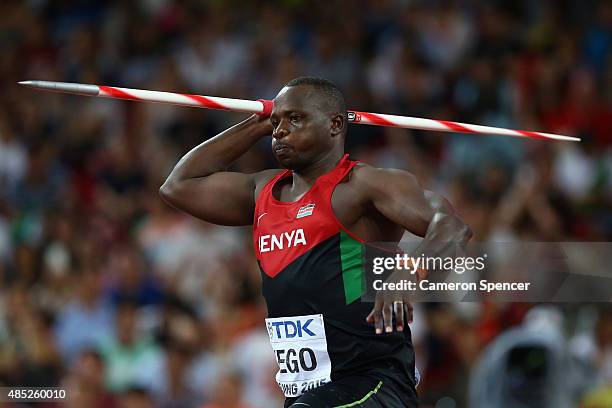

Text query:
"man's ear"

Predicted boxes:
[[330, 113, 345, 137]]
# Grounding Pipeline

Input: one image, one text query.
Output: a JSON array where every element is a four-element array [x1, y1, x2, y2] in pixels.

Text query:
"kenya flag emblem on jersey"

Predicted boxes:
[[296, 203, 315, 219]]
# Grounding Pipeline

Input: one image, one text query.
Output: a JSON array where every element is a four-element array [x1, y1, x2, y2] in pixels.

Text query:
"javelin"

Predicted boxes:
[[18, 80, 579, 142]]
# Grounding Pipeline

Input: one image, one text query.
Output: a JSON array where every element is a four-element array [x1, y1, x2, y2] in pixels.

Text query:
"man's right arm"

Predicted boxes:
[[159, 114, 274, 226]]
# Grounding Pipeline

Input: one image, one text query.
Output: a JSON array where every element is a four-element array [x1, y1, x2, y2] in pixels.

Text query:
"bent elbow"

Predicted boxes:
[[158, 181, 176, 204]]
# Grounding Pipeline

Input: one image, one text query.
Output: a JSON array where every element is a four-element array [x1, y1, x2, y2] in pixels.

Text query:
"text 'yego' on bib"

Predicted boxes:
[[265, 314, 332, 397]]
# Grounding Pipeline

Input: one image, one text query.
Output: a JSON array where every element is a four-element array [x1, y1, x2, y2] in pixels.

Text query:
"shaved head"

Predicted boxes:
[[284, 77, 347, 137], [269, 77, 347, 171]]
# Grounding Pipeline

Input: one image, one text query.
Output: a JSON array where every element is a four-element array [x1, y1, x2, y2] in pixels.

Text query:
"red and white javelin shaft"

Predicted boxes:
[[18, 80, 579, 142]]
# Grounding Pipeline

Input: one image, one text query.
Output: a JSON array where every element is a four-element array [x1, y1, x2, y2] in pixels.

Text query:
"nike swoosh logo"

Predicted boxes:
[[257, 212, 268, 226]]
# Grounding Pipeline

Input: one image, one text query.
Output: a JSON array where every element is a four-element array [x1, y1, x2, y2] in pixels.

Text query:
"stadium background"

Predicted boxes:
[[0, 0, 611, 407]]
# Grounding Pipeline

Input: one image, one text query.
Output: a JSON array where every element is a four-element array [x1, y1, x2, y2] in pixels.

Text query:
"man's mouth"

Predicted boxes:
[[273, 143, 292, 155]]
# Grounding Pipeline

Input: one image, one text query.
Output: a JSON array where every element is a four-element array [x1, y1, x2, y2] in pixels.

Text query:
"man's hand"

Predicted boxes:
[[366, 267, 427, 334]]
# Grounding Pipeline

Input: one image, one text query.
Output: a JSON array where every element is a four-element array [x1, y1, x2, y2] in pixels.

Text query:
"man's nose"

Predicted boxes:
[[272, 121, 290, 140]]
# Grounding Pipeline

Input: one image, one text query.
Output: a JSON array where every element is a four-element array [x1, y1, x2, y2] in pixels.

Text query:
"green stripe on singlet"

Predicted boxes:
[[340, 230, 365, 305], [333, 381, 383, 408]]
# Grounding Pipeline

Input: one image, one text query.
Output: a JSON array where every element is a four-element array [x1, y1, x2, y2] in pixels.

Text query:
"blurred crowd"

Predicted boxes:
[[0, 0, 611, 407]]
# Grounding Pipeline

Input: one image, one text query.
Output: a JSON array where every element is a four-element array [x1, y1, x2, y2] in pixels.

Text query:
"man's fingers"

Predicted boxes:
[[365, 310, 383, 334], [405, 302, 414, 324], [366, 301, 384, 334], [368, 297, 414, 334], [382, 303, 393, 333], [375, 312, 383, 334], [394, 301, 404, 331], [365, 311, 373, 323]]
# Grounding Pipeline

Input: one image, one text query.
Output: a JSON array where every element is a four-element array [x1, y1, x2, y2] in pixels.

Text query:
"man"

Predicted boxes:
[[160, 77, 472, 407]]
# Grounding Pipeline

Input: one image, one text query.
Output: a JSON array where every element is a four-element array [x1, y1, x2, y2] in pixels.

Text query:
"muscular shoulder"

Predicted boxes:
[[253, 169, 284, 186], [253, 169, 284, 199], [349, 163, 421, 196]]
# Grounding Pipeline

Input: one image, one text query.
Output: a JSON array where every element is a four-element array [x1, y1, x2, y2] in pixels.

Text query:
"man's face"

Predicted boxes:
[[270, 85, 335, 170]]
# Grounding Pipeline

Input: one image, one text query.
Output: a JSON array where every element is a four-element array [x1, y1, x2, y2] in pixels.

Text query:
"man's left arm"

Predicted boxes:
[[358, 167, 472, 332]]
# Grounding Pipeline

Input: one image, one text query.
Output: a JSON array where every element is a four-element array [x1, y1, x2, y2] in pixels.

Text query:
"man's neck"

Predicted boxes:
[[292, 150, 344, 189]]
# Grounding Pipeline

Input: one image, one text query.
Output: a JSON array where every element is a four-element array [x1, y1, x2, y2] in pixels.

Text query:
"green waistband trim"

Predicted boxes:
[[333, 381, 383, 408]]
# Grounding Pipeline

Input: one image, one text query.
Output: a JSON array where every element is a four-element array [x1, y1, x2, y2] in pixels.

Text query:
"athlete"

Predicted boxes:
[[160, 77, 472, 407]]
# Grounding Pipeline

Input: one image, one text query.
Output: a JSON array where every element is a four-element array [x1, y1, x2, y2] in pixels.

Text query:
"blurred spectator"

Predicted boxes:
[[0, 284, 62, 387], [61, 349, 117, 408], [54, 265, 114, 363], [106, 242, 165, 307], [0, 200, 11, 266], [12, 142, 65, 214], [229, 328, 284, 408], [99, 299, 164, 393], [201, 371, 254, 408], [575, 307, 612, 408], [0, 115, 27, 200], [156, 340, 201, 408], [117, 386, 155, 408]]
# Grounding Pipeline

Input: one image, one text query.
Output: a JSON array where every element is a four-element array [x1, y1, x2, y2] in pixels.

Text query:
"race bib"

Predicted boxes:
[[265, 314, 332, 397]]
